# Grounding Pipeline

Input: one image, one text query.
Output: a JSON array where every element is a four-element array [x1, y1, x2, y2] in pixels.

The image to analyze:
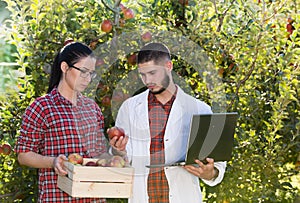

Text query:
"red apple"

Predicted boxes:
[[101, 20, 113, 33], [68, 153, 83, 165], [141, 31, 152, 42], [107, 126, 125, 140], [102, 95, 111, 107], [127, 53, 137, 65], [179, 0, 188, 6], [286, 23, 294, 34], [2, 143, 12, 155], [85, 161, 98, 166], [110, 155, 125, 168], [123, 8, 134, 20], [97, 82, 109, 93]]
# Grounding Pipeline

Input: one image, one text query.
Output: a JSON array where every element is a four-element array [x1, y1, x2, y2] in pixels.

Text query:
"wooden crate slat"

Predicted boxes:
[[65, 160, 134, 182], [58, 176, 133, 198]]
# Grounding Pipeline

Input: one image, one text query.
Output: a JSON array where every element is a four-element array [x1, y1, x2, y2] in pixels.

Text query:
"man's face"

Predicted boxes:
[[138, 61, 170, 94]]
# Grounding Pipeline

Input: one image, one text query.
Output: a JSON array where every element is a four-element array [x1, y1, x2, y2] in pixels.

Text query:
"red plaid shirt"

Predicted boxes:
[[16, 87, 108, 203], [147, 90, 176, 203]]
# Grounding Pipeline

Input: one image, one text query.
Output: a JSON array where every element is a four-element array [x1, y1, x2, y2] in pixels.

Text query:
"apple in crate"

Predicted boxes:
[[107, 126, 125, 140], [85, 161, 98, 166], [68, 153, 83, 165], [95, 153, 113, 166], [96, 159, 109, 167], [110, 155, 126, 168]]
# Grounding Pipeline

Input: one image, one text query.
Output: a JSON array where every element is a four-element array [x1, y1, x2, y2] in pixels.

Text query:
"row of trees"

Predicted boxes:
[[0, 0, 299, 202]]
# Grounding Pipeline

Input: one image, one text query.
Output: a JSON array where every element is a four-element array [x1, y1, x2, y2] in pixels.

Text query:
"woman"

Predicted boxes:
[[16, 42, 108, 202]]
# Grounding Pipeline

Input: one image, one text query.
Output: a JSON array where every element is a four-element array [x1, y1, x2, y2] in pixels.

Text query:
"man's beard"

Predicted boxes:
[[150, 72, 170, 95]]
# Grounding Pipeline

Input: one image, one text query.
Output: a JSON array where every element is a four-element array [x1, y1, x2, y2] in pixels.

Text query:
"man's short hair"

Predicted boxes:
[[137, 42, 171, 64]]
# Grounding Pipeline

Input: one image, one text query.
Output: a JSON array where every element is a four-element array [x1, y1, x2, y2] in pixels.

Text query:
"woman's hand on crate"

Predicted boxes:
[[53, 154, 68, 176]]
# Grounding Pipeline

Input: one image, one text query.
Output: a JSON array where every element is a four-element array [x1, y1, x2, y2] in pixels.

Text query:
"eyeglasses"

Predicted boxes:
[[69, 65, 97, 79]]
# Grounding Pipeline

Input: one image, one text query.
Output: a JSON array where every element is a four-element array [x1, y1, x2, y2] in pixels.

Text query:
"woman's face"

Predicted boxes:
[[64, 56, 96, 92]]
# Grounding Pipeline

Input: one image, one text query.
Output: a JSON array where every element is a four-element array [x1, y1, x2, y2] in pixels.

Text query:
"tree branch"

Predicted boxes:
[[0, 192, 16, 198], [227, 33, 263, 110], [101, 0, 118, 13], [216, 0, 236, 32]]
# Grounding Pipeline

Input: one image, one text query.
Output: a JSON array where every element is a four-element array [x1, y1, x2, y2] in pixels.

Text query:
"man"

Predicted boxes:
[[110, 42, 226, 203]]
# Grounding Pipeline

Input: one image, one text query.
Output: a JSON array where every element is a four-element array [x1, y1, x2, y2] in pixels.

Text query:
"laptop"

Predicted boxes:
[[146, 112, 238, 168]]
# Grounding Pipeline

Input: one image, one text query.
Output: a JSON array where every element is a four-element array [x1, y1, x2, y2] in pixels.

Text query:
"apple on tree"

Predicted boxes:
[[179, 0, 188, 6], [2, 143, 12, 155], [127, 53, 137, 65], [123, 8, 134, 20], [141, 31, 152, 43], [101, 95, 111, 107], [101, 20, 113, 33], [97, 81, 109, 93]]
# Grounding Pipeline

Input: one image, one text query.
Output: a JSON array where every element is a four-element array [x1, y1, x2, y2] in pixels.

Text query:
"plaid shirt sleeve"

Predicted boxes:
[[16, 99, 47, 153]]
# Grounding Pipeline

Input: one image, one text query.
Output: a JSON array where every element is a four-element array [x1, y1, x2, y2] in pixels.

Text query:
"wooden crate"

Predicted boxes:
[[57, 158, 134, 198]]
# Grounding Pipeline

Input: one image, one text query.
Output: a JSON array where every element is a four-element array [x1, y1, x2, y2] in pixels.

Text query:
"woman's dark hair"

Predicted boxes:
[[137, 42, 171, 65], [47, 42, 94, 93]]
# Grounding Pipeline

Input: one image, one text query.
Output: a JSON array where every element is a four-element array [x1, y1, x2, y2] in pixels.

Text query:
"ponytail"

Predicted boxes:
[[47, 53, 62, 93]]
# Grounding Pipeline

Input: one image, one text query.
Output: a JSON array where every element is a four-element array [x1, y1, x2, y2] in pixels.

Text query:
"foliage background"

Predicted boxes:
[[0, 0, 299, 202]]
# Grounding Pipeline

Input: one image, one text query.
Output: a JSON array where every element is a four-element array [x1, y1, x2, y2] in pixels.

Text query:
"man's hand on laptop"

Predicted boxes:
[[184, 158, 219, 181]]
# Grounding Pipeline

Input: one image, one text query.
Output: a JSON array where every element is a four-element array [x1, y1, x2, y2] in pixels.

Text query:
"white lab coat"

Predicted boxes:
[[115, 86, 226, 203]]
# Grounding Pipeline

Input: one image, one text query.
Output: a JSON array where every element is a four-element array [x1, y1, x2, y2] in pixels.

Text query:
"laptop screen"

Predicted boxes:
[[185, 112, 238, 164]]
